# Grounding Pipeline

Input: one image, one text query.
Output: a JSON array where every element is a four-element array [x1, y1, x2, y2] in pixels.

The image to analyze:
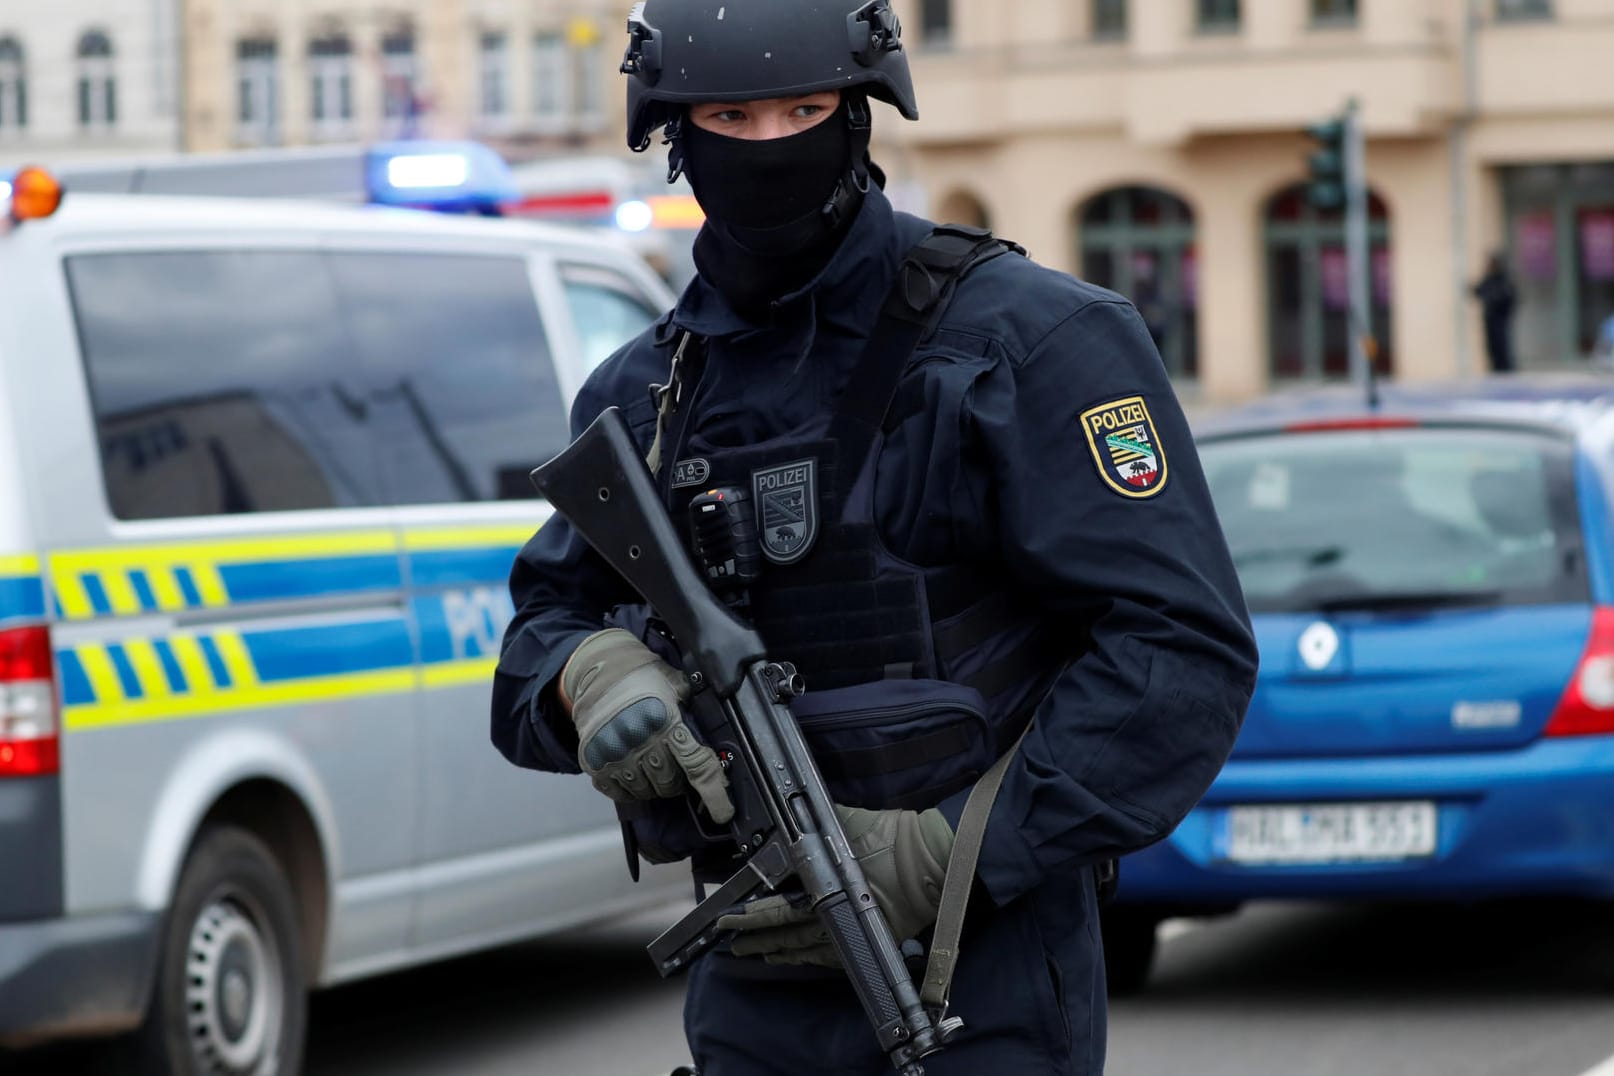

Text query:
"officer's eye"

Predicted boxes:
[[709, 108, 746, 124], [793, 104, 824, 119]]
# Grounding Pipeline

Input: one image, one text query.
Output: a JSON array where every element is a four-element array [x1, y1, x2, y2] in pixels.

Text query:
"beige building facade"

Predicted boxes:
[[180, 0, 627, 157], [881, 0, 1614, 403], [171, 1, 1614, 403], [0, 0, 181, 166]]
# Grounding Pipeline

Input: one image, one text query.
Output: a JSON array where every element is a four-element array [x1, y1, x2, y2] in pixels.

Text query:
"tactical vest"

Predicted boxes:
[[617, 227, 1068, 862]]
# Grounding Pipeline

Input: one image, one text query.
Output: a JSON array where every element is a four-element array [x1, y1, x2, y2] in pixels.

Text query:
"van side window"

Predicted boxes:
[[328, 251, 567, 504], [66, 250, 383, 519], [560, 264, 663, 372]]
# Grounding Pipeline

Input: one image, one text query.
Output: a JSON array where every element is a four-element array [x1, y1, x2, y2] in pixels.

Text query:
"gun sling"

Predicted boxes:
[[920, 725, 1029, 1012]]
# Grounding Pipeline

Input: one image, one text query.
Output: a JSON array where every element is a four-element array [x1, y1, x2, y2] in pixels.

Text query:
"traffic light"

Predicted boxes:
[[1305, 116, 1347, 211]]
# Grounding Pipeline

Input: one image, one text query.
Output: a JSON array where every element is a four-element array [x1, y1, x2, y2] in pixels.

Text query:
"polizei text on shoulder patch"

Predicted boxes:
[[752, 458, 819, 564], [1080, 395, 1168, 498]]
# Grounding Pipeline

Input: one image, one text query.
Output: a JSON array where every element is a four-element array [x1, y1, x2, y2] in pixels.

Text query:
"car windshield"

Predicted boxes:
[[1200, 426, 1587, 614]]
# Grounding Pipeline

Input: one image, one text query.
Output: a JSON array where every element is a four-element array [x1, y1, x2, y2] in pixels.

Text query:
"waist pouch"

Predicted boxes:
[[608, 649, 995, 861], [790, 679, 993, 811]]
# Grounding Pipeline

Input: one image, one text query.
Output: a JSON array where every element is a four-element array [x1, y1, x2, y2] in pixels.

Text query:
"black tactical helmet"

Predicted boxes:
[[620, 0, 919, 152]]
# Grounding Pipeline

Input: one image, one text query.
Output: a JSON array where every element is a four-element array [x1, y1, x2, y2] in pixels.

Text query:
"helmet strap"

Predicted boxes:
[[664, 113, 687, 183], [822, 93, 874, 230]]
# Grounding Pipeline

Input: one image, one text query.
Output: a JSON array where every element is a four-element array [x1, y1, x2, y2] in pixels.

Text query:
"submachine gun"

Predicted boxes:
[[530, 406, 955, 1075]]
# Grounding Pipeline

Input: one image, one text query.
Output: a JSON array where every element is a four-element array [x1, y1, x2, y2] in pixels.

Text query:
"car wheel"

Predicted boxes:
[[136, 825, 307, 1076], [1099, 906, 1160, 998]]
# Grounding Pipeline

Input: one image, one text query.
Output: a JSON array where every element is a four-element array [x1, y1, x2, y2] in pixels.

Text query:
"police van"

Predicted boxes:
[[0, 152, 678, 1072]]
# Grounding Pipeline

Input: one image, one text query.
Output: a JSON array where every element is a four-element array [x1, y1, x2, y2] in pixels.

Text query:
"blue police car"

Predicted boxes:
[[1104, 373, 1614, 993]]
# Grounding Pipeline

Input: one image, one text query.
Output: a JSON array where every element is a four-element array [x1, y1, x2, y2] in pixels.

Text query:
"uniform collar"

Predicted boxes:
[[658, 185, 902, 344]]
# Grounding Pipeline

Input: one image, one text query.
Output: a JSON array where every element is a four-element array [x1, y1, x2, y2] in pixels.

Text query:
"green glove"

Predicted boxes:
[[561, 629, 734, 824], [717, 805, 954, 967]]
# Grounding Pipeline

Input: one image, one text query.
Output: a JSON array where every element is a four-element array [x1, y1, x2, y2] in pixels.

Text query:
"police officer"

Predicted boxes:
[[492, 2, 1257, 1073]]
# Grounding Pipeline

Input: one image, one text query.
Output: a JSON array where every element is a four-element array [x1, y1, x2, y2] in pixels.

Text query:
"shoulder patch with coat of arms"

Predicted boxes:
[[1080, 395, 1168, 498], [752, 458, 819, 564]]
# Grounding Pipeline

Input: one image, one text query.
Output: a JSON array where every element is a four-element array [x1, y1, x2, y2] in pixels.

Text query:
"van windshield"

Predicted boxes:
[[1199, 426, 1587, 614]]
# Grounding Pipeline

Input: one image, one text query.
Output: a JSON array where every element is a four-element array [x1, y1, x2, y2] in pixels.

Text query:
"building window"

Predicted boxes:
[[533, 32, 569, 127], [1197, 0, 1241, 32], [381, 29, 420, 137], [1093, 0, 1127, 40], [76, 29, 116, 131], [1265, 184, 1395, 380], [1496, 0, 1552, 19], [478, 32, 508, 119], [937, 189, 991, 231], [1311, 0, 1358, 26], [309, 33, 354, 138], [574, 37, 604, 128], [0, 37, 25, 132], [1501, 164, 1614, 365], [921, 0, 951, 48], [236, 38, 278, 145], [1077, 187, 1199, 380]]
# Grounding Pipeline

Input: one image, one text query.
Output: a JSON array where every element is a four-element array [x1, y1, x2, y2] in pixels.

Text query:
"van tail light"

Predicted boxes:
[[1544, 608, 1614, 738], [0, 626, 58, 777]]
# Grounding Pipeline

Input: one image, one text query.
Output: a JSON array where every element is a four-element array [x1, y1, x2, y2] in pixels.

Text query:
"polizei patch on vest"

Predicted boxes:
[[752, 459, 819, 564], [671, 458, 711, 489], [1080, 395, 1168, 498]]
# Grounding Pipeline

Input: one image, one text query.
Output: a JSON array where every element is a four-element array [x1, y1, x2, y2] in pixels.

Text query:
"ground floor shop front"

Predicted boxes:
[[892, 124, 1614, 405]]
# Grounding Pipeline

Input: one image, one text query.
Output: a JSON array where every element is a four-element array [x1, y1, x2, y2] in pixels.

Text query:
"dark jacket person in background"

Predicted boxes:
[[491, 3, 1258, 1073], [1473, 252, 1519, 374]]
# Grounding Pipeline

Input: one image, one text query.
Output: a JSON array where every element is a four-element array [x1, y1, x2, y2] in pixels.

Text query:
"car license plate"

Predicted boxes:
[[1223, 802, 1437, 864]]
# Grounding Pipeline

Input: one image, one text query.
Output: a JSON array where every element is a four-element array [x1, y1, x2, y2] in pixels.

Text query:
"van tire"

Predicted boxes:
[[135, 825, 307, 1076], [1099, 906, 1160, 998]]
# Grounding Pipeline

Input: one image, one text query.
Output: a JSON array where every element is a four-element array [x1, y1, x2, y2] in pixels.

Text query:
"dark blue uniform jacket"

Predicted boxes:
[[492, 186, 1257, 908]]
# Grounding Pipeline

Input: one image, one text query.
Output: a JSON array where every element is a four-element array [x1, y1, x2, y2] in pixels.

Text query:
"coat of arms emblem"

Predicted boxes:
[[1079, 395, 1169, 498], [751, 459, 819, 564]]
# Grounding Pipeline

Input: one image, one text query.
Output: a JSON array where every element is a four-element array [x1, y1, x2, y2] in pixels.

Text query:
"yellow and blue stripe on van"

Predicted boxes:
[[48, 532, 403, 621], [29, 526, 535, 730], [0, 555, 47, 626]]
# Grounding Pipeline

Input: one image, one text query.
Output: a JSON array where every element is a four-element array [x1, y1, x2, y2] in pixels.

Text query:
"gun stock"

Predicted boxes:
[[529, 408, 763, 694]]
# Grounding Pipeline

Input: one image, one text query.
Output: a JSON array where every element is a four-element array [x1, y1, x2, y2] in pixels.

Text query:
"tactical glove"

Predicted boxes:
[[716, 805, 954, 967], [561, 629, 734, 824]]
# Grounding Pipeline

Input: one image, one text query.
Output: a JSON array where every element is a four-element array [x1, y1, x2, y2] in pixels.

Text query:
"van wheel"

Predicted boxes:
[[137, 825, 307, 1076], [1099, 906, 1160, 998]]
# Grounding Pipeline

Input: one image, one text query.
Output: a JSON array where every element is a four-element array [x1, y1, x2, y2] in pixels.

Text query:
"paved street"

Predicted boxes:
[[1109, 901, 1614, 1076], [12, 898, 1614, 1075]]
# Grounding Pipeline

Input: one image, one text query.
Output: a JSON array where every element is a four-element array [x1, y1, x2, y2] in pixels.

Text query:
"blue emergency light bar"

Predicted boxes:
[[364, 141, 518, 214]]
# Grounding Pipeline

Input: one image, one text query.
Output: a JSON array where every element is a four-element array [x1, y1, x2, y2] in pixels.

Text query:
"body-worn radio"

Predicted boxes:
[[688, 487, 764, 607]]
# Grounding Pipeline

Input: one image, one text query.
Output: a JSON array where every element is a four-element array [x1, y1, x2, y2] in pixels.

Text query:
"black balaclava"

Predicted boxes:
[[677, 96, 873, 320]]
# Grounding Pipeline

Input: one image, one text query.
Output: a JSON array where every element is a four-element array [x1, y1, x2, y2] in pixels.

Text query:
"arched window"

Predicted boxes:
[[935, 189, 990, 231], [308, 32, 354, 137], [1502, 163, 1614, 364], [236, 38, 278, 144], [1077, 186, 1199, 379], [0, 37, 24, 132], [1265, 184, 1394, 379], [75, 28, 115, 130]]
